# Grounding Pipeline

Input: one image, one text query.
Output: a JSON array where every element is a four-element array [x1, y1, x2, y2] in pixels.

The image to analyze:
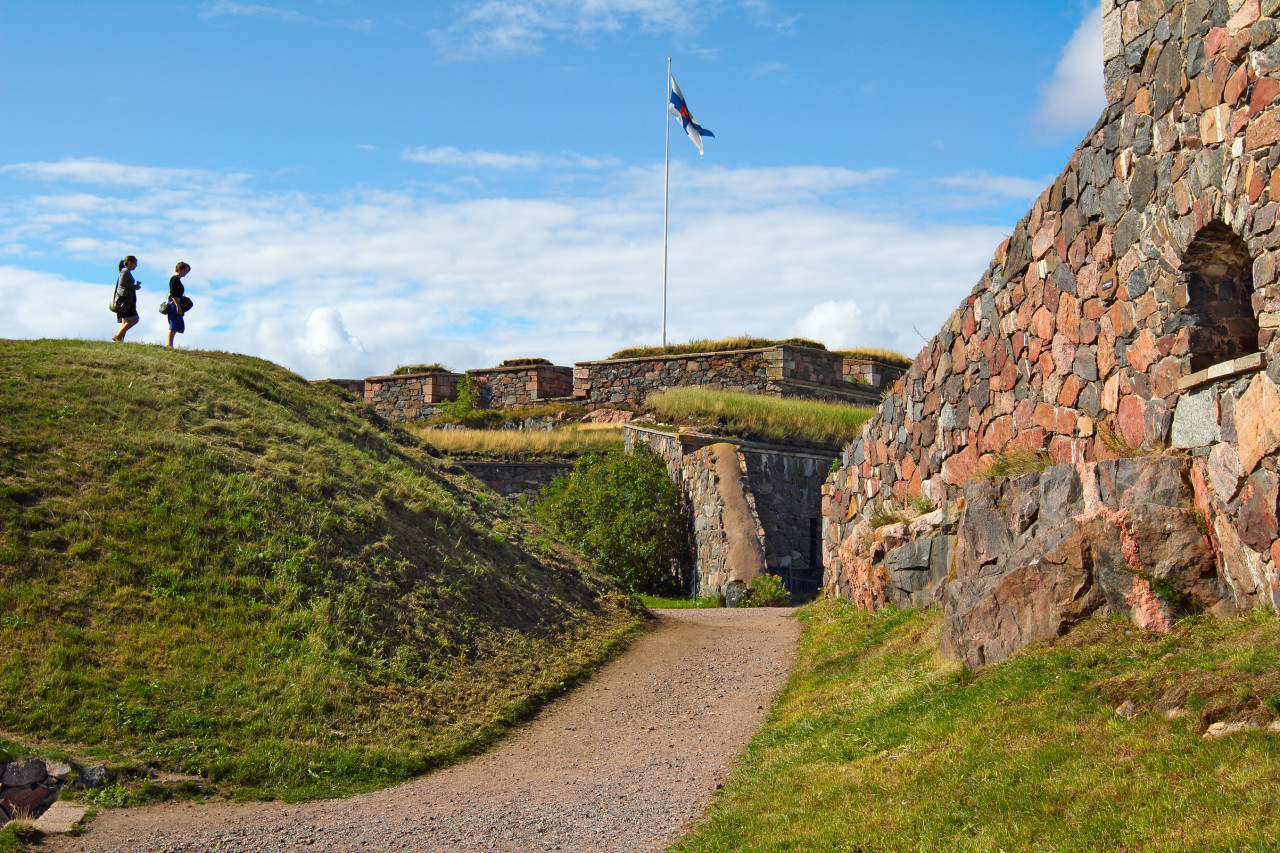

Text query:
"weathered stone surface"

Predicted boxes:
[[0, 785, 55, 817], [2, 759, 46, 788], [941, 457, 1228, 668], [821, 0, 1280, 648], [32, 801, 89, 835], [1172, 387, 1221, 447], [1235, 373, 1280, 471]]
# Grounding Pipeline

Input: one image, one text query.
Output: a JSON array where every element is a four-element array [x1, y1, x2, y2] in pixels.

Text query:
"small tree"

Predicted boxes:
[[534, 447, 687, 594]]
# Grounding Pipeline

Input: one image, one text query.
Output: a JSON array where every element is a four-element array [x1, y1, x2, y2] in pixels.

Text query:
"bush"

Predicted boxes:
[[740, 573, 791, 607], [535, 448, 687, 594]]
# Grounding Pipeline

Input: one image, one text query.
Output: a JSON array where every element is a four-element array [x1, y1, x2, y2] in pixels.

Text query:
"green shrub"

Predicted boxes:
[[535, 448, 687, 594], [439, 374, 478, 419], [740, 573, 791, 607]]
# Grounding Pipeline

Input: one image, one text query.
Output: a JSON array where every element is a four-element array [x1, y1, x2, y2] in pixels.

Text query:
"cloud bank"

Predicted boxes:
[[1, 155, 1007, 380]]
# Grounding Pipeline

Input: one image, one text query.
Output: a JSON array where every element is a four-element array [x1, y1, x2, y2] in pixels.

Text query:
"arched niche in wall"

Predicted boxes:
[[1178, 221, 1258, 373]]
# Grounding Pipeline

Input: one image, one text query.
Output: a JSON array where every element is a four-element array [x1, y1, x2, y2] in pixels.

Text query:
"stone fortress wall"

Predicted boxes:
[[573, 344, 887, 409], [626, 424, 836, 601], [822, 0, 1280, 664], [319, 346, 902, 424]]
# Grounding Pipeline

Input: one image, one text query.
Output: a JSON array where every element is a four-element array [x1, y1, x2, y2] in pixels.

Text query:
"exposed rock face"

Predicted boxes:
[[941, 457, 1232, 668]]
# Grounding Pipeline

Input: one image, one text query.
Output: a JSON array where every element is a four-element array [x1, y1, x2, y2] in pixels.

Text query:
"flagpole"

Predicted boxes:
[[662, 56, 671, 349]]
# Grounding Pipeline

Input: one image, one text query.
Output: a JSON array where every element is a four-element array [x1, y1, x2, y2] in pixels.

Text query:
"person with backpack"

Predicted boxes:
[[110, 256, 142, 342], [164, 261, 193, 348]]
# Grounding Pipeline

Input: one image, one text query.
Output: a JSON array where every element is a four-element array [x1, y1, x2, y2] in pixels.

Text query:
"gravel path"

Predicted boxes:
[[44, 607, 799, 853]]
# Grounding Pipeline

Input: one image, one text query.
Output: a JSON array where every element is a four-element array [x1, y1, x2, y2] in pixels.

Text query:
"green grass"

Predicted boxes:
[[609, 336, 827, 360], [424, 401, 588, 430], [638, 595, 721, 609], [0, 339, 643, 802], [409, 423, 624, 459], [833, 347, 913, 367], [978, 443, 1053, 479], [672, 601, 1280, 853], [644, 388, 874, 448]]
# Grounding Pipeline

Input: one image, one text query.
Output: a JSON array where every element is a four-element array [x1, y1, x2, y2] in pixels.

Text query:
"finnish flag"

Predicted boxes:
[[669, 76, 714, 157]]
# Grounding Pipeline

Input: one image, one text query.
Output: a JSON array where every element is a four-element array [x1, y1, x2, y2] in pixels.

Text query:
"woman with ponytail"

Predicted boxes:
[[111, 255, 141, 342]]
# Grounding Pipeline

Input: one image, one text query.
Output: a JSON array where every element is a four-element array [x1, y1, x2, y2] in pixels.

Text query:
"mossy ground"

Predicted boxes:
[[0, 339, 642, 802]]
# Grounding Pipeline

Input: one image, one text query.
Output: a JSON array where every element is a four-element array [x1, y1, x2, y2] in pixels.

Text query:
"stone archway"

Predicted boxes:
[[1179, 222, 1258, 373]]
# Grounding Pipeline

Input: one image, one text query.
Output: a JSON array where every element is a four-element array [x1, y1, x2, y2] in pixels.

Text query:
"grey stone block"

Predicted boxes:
[[1171, 388, 1220, 448]]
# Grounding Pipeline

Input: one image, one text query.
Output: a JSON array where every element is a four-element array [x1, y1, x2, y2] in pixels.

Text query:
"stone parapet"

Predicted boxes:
[[362, 371, 461, 423], [575, 344, 858, 408], [468, 364, 574, 409]]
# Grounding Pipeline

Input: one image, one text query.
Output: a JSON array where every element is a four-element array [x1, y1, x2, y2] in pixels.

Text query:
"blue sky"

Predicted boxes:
[[0, 1, 1106, 379]]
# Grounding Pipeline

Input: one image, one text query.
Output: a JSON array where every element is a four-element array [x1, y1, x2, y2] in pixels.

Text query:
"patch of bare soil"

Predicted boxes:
[[43, 607, 799, 853]]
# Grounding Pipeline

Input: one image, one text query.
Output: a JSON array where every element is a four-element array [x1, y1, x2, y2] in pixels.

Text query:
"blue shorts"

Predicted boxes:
[[167, 301, 185, 333]]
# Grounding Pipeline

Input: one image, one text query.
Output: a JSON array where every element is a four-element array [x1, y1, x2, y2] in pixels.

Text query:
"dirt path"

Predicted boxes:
[[44, 607, 799, 853]]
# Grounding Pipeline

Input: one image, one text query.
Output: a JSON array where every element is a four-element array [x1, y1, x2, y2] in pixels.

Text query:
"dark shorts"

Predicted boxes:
[[115, 311, 139, 323], [167, 302, 185, 334]]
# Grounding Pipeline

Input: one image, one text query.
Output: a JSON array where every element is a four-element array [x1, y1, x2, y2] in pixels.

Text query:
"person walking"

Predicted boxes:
[[111, 256, 142, 342], [165, 262, 192, 348]]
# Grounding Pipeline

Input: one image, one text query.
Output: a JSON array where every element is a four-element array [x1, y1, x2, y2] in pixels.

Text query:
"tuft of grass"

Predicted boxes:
[[979, 443, 1053, 479], [609, 336, 827, 360], [392, 363, 453, 375], [671, 601, 1280, 853], [833, 347, 913, 367], [644, 389, 873, 448], [496, 358, 552, 367], [0, 339, 644, 802], [410, 424, 624, 459], [0, 822, 37, 853]]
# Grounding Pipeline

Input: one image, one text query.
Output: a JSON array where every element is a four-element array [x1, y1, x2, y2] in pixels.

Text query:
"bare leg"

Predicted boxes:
[[166, 330, 176, 348], [113, 318, 138, 341]]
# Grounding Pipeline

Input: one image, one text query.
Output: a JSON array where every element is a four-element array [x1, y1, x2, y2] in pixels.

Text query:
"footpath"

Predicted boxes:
[[44, 608, 799, 853]]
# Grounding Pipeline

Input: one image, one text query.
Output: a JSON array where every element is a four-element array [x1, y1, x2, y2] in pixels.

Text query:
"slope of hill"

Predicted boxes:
[[0, 340, 642, 800]]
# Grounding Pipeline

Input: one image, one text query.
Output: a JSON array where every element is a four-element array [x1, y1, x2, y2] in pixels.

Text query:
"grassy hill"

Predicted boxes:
[[672, 601, 1280, 852], [0, 340, 642, 801]]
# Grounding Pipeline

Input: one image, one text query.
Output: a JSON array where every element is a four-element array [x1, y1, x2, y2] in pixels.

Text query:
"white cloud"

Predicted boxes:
[[199, 1, 374, 32], [429, 0, 724, 59], [792, 300, 863, 349], [402, 146, 616, 170], [1, 158, 247, 190], [1034, 5, 1106, 139], [749, 60, 787, 80], [0, 157, 1005, 379], [936, 169, 1053, 210]]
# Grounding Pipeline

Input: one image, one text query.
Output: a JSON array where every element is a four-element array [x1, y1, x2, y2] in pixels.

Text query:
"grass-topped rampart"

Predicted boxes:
[[644, 388, 874, 448], [672, 601, 1280, 852], [0, 340, 641, 801], [608, 336, 827, 360]]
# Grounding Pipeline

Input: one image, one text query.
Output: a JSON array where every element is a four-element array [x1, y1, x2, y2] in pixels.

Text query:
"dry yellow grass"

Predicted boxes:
[[411, 423, 625, 456]]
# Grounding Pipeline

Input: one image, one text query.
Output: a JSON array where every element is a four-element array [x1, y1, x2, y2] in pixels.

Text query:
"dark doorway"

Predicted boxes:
[[1178, 222, 1258, 373]]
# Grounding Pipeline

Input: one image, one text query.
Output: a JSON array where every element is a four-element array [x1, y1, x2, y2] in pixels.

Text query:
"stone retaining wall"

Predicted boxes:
[[626, 425, 836, 598], [362, 372, 461, 424], [577, 345, 878, 408], [1, 757, 106, 822], [841, 357, 907, 390], [823, 0, 1280, 627], [453, 460, 573, 500], [469, 364, 574, 409]]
